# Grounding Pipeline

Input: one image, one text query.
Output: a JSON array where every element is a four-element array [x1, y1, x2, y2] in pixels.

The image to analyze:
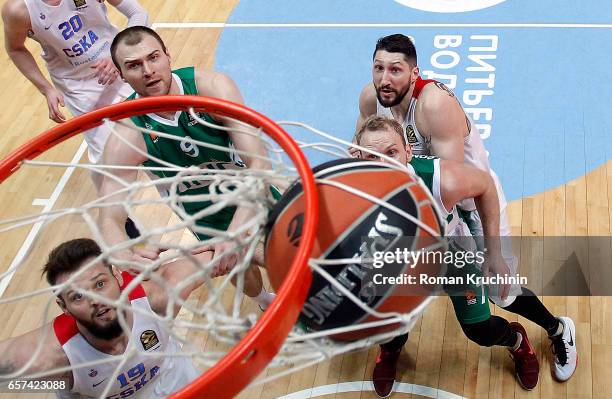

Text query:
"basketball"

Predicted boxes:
[[265, 158, 445, 341]]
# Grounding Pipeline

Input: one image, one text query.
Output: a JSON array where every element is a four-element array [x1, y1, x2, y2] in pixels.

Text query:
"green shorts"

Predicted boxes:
[[444, 262, 491, 325], [191, 185, 282, 241]]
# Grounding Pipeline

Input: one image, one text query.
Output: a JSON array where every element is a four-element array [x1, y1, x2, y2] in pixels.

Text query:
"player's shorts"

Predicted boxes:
[[444, 261, 491, 325], [51, 74, 132, 163], [191, 185, 283, 241]]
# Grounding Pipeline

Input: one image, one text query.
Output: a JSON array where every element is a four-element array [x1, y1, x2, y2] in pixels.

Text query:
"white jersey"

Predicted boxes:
[[24, 0, 119, 80], [376, 77, 491, 174], [376, 76, 508, 215], [53, 273, 199, 399]]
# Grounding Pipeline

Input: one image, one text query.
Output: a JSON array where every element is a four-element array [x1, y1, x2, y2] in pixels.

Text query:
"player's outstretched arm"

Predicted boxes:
[[2, 0, 66, 123], [143, 252, 212, 317], [0, 323, 70, 381], [98, 120, 152, 268], [439, 160, 509, 296], [89, 1, 148, 86], [194, 69, 271, 272], [356, 83, 378, 132], [438, 160, 500, 239], [416, 83, 468, 163], [107, 0, 149, 27]]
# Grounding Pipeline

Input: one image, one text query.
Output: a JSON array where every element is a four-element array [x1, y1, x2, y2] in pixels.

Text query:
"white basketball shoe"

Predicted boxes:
[[549, 316, 578, 381]]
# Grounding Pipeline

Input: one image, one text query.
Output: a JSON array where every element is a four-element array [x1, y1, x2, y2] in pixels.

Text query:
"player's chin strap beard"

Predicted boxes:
[[83, 316, 124, 340], [377, 84, 411, 108]]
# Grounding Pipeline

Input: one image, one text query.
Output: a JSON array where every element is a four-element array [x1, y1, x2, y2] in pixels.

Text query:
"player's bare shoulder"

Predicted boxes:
[[415, 81, 467, 133], [417, 81, 460, 113], [1, 0, 30, 32], [358, 82, 378, 116], [194, 68, 242, 103]]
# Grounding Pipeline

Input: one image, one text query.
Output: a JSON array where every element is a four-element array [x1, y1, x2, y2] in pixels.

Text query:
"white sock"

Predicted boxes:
[[254, 289, 276, 310], [511, 332, 523, 351]]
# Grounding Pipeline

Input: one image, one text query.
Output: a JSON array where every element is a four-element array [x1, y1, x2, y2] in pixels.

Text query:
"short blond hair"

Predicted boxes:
[[354, 115, 406, 146]]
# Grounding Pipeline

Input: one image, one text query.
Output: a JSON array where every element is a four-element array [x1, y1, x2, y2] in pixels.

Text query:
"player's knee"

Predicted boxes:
[[461, 320, 497, 347], [460, 316, 512, 347], [489, 295, 517, 308]]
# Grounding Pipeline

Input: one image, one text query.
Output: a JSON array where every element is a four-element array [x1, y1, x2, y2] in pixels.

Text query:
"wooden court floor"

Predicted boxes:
[[0, 1, 610, 398]]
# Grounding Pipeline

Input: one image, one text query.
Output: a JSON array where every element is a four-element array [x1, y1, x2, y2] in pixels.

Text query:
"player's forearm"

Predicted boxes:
[[114, 0, 148, 27], [227, 156, 271, 234], [473, 180, 501, 255], [0, 360, 16, 378], [243, 150, 272, 174], [6, 47, 54, 94], [226, 204, 256, 237], [99, 208, 129, 246], [0, 337, 35, 377]]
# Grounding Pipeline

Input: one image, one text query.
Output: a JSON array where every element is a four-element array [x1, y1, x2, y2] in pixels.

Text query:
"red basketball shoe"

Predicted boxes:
[[508, 322, 540, 390], [372, 347, 401, 398]]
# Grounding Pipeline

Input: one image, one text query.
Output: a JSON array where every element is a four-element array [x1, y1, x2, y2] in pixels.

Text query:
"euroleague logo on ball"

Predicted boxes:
[[287, 213, 304, 247], [394, 0, 507, 13]]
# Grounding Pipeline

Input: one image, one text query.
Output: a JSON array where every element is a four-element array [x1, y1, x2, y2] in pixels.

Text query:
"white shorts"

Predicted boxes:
[[51, 74, 133, 163]]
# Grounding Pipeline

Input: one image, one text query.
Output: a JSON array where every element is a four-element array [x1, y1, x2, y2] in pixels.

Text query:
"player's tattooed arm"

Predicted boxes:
[[0, 361, 16, 378], [415, 83, 468, 163], [0, 323, 69, 378], [435, 82, 472, 132], [433, 81, 456, 98]]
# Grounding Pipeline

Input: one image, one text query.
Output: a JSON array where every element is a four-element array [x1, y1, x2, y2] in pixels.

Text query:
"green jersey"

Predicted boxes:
[[128, 67, 244, 239], [409, 155, 472, 240]]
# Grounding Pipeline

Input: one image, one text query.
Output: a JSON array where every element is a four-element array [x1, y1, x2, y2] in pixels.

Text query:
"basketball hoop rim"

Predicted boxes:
[[0, 96, 319, 398]]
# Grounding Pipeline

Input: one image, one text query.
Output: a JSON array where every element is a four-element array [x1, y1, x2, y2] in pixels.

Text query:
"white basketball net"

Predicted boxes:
[[0, 106, 446, 397]]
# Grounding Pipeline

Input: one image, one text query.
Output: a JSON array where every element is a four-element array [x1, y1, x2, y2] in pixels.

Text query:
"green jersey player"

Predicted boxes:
[[98, 26, 275, 307]]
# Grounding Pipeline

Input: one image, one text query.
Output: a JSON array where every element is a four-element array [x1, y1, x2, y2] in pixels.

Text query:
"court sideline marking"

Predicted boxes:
[[0, 22, 164, 298], [0, 22, 168, 298], [0, 141, 88, 298], [277, 381, 467, 399], [153, 22, 612, 29]]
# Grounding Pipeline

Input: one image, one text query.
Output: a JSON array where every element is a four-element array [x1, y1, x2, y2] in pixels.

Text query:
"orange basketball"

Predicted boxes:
[[265, 158, 444, 341]]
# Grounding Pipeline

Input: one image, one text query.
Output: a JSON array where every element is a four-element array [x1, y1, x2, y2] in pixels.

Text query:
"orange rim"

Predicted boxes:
[[0, 96, 318, 398]]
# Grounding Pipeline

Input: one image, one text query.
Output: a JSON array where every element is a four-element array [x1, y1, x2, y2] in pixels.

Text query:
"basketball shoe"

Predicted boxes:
[[372, 347, 401, 398], [549, 316, 578, 381], [508, 322, 539, 390]]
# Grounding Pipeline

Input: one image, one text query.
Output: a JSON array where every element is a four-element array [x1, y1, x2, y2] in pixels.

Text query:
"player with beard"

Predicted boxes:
[[0, 238, 202, 397], [355, 34, 577, 394]]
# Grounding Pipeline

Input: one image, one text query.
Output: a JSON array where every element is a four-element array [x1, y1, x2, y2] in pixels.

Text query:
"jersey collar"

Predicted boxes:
[[138, 73, 184, 127]]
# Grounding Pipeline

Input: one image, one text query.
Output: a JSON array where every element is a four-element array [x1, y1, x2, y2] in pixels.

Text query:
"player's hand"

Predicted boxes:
[[348, 138, 361, 158], [115, 245, 168, 277], [191, 244, 215, 256], [208, 241, 246, 278], [43, 87, 66, 123], [482, 251, 510, 300], [190, 244, 227, 277], [91, 57, 120, 85]]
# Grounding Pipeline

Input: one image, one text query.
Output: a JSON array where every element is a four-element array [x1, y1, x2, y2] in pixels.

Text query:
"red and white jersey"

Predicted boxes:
[[23, 0, 118, 80], [376, 77, 491, 173], [53, 272, 199, 399]]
